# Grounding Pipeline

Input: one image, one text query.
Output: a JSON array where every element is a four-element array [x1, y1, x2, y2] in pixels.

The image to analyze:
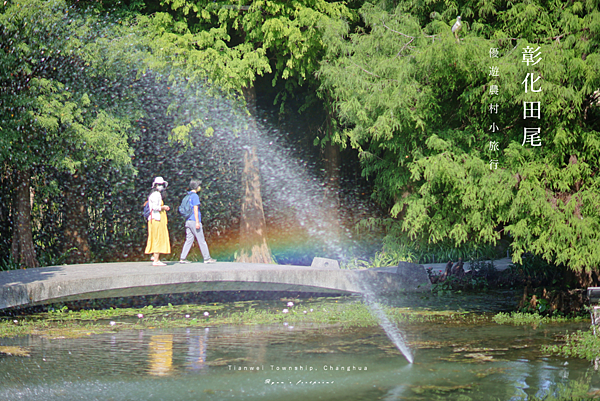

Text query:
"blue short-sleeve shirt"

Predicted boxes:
[[187, 192, 201, 222]]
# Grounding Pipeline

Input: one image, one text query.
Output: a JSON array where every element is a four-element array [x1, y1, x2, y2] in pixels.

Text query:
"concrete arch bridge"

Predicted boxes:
[[0, 259, 431, 311]]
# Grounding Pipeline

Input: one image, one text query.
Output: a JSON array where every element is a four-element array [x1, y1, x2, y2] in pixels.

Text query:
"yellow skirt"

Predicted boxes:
[[145, 211, 171, 255]]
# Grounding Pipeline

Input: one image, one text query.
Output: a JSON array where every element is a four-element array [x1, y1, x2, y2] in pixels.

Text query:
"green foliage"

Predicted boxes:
[[493, 311, 578, 326], [0, 255, 21, 272], [508, 253, 567, 287], [529, 373, 597, 401], [0, 297, 485, 339], [431, 272, 489, 295], [319, 1, 600, 273], [0, 0, 160, 267], [430, 275, 461, 296], [543, 328, 600, 362], [349, 217, 502, 268], [0, 0, 143, 172], [138, 0, 354, 106], [37, 247, 78, 267]]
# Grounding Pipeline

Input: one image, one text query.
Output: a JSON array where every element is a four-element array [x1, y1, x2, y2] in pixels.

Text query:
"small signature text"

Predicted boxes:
[[265, 379, 334, 385]]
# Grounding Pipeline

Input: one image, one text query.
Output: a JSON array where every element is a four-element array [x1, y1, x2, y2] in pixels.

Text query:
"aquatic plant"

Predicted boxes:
[[493, 312, 583, 326], [0, 346, 30, 357], [0, 299, 481, 339], [543, 329, 600, 362]]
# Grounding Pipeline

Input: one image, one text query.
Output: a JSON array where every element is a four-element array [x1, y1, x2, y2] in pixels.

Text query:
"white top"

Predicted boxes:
[[148, 191, 163, 221]]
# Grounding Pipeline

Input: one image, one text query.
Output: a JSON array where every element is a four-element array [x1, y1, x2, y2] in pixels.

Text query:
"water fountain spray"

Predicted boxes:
[[354, 275, 414, 364]]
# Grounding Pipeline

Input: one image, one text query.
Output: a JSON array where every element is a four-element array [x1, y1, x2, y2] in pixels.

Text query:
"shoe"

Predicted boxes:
[[153, 261, 166, 266], [179, 260, 191, 264], [204, 258, 216, 264], [150, 256, 154, 261]]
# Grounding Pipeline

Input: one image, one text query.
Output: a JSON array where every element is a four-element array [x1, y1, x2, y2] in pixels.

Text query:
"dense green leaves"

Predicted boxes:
[[0, 0, 154, 266], [2, 0, 600, 274], [319, 1, 600, 271], [0, 0, 143, 172], [138, 0, 354, 106]]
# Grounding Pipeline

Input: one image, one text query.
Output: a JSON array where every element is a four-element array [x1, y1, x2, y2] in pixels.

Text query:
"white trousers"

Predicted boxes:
[[180, 220, 211, 261]]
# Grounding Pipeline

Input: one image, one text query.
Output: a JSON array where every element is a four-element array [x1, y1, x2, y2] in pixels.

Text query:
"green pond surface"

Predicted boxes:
[[0, 293, 598, 401]]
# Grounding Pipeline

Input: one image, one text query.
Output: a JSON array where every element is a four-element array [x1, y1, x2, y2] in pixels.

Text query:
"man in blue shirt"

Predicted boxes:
[[179, 180, 216, 264]]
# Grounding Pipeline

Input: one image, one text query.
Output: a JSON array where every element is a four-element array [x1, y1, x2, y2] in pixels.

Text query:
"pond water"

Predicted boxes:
[[0, 294, 598, 400]]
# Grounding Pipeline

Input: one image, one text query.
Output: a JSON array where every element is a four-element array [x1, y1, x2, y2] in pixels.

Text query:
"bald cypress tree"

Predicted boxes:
[[319, 1, 600, 275], [0, 0, 143, 267], [136, 0, 355, 262]]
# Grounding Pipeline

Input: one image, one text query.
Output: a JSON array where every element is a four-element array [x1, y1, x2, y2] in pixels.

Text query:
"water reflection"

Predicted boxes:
[[147, 334, 174, 376], [185, 328, 208, 372], [0, 313, 597, 400]]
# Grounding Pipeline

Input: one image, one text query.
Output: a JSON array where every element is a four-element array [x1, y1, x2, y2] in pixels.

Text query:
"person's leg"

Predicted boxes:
[[145, 220, 153, 258], [192, 223, 211, 260], [152, 252, 167, 265], [180, 221, 196, 260]]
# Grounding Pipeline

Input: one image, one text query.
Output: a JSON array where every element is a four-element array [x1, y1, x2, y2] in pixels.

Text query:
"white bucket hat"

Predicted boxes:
[[152, 176, 168, 188]]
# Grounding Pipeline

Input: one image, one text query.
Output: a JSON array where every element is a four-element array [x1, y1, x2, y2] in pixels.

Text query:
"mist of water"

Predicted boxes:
[[355, 276, 414, 364], [171, 85, 349, 260], [248, 127, 345, 259], [173, 88, 415, 361]]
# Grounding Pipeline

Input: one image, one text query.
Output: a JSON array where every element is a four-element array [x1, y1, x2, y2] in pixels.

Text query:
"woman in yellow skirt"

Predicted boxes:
[[145, 177, 171, 265]]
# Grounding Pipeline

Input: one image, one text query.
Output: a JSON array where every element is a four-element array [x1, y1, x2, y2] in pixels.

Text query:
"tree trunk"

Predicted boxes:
[[566, 267, 599, 288], [320, 106, 342, 248], [11, 169, 38, 268], [236, 86, 273, 264], [62, 171, 91, 264], [238, 146, 273, 263]]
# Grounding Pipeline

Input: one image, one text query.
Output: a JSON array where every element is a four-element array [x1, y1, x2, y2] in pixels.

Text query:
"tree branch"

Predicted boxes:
[[350, 61, 381, 78], [381, 20, 414, 39], [381, 19, 439, 43], [397, 37, 415, 57], [350, 61, 398, 82]]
